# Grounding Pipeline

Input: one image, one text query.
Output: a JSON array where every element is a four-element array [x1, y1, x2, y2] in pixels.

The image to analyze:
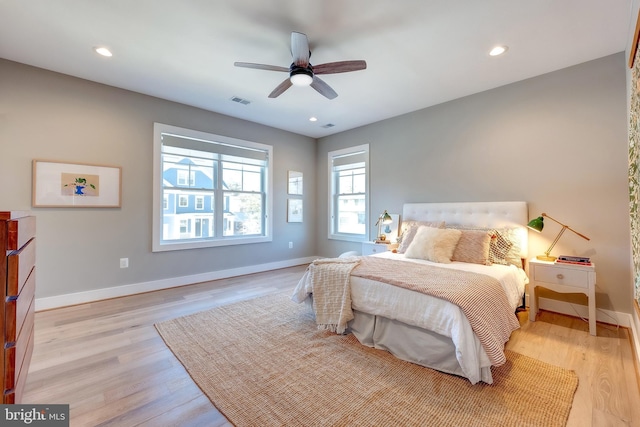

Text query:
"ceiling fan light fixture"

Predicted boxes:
[[290, 68, 313, 86]]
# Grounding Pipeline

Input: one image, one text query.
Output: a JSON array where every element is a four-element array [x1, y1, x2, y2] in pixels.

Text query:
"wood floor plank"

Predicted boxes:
[[22, 266, 640, 426]]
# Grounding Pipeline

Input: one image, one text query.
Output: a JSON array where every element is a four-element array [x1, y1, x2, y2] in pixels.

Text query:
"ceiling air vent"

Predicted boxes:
[[230, 96, 251, 105], [321, 123, 335, 129]]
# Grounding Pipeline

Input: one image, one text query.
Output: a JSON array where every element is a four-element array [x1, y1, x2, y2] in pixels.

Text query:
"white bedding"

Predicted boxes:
[[292, 252, 527, 384]]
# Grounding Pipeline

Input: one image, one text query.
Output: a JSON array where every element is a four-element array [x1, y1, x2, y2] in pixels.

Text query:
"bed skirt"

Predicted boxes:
[[348, 310, 494, 383]]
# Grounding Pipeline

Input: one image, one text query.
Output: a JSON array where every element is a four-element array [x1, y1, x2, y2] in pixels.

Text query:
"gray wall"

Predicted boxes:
[[0, 59, 317, 299], [1, 53, 631, 314], [317, 53, 631, 313]]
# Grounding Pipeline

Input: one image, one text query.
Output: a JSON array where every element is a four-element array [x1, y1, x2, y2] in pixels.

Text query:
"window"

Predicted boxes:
[[328, 144, 369, 241], [153, 123, 272, 251]]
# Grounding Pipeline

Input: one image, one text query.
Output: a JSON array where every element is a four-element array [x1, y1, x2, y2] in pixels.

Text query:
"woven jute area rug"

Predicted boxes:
[[156, 292, 578, 427]]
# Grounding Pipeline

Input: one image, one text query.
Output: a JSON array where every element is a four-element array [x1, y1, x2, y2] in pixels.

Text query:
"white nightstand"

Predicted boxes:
[[528, 258, 596, 336], [362, 241, 394, 256]]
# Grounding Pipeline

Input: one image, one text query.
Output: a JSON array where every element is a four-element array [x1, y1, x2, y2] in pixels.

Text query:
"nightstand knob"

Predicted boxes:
[[556, 274, 564, 279]]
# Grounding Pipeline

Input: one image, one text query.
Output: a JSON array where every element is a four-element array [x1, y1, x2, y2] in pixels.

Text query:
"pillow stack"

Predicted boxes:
[[401, 222, 522, 267]]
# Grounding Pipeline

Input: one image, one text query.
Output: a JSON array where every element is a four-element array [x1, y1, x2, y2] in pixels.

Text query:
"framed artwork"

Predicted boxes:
[[287, 199, 303, 223], [32, 159, 122, 207], [288, 170, 303, 195]]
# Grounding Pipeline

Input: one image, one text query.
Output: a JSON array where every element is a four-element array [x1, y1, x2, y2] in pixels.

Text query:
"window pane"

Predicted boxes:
[[338, 173, 353, 194], [223, 192, 263, 236], [337, 195, 366, 234]]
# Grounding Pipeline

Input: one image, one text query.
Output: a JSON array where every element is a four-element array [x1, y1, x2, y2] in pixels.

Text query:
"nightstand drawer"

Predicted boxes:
[[533, 265, 589, 289], [362, 242, 390, 256]]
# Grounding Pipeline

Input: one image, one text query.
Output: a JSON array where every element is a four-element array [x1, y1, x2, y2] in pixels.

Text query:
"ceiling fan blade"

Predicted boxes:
[[268, 78, 293, 98], [234, 62, 289, 73], [310, 76, 338, 100], [291, 32, 310, 67], [313, 60, 367, 75]]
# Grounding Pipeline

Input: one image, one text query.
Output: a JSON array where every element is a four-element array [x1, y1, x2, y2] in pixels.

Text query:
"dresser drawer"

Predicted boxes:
[[7, 237, 35, 297], [6, 216, 36, 251], [533, 265, 589, 289], [5, 270, 36, 343], [4, 295, 35, 393]]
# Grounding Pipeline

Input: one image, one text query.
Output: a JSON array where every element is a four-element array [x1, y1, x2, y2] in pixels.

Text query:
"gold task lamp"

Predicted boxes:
[[375, 210, 393, 243], [527, 213, 590, 261]]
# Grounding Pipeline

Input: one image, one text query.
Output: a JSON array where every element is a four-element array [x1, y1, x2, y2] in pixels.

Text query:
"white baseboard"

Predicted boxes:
[[35, 256, 317, 311]]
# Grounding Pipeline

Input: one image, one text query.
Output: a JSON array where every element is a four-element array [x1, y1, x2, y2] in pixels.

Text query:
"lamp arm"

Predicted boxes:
[[544, 226, 567, 258], [542, 213, 590, 241]]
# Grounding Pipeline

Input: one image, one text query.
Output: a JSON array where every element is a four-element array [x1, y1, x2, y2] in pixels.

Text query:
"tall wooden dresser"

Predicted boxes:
[[0, 211, 36, 403]]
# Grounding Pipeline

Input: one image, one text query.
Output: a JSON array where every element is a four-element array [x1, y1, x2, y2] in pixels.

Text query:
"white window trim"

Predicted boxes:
[[152, 123, 273, 252], [328, 144, 369, 242]]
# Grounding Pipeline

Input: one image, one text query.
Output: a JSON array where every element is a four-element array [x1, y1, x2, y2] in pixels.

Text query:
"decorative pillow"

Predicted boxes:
[[451, 229, 492, 265], [447, 225, 524, 267], [397, 220, 446, 253], [489, 228, 523, 267], [404, 226, 462, 263]]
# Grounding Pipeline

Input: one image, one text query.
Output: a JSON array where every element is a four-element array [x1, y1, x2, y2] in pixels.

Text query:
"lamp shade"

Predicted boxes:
[[381, 210, 392, 224], [527, 216, 544, 233]]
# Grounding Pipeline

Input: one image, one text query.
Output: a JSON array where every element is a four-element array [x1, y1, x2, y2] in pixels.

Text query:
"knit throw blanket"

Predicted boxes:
[[351, 256, 520, 366], [301, 257, 361, 334]]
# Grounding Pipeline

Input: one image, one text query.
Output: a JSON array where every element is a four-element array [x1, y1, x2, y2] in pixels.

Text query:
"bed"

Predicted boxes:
[[292, 201, 529, 384]]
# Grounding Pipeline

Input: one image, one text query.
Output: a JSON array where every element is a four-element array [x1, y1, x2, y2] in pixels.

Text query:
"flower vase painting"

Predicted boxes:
[[32, 160, 121, 207], [61, 173, 99, 197]]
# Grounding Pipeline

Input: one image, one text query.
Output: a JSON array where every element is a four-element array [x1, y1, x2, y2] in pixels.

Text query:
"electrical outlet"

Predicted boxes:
[[289, 242, 293, 249], [120, 258, 129, 268]]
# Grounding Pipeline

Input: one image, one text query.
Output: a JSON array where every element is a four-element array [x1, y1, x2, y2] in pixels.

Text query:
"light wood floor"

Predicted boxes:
[[23, 265, 640, 426]]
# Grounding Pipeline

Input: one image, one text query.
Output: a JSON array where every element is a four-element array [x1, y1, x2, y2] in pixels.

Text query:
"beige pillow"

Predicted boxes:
[[452, 229, 492, 265], [397, 220, 446, 253], [404, 226, 462, 263]]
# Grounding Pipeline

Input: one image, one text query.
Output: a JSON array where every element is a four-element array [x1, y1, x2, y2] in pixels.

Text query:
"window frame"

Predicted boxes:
[[327, 144, 369, 242], [153, 123, 273, 252]]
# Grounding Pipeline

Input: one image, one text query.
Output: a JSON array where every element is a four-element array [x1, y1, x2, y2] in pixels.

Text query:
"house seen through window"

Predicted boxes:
[[153, 123, 273, 251]]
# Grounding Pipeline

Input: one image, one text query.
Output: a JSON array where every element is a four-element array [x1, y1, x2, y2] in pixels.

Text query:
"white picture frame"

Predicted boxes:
[[288, 170, 303, 195], [32, 159, 122, 208], [287, 199, 303, 223]]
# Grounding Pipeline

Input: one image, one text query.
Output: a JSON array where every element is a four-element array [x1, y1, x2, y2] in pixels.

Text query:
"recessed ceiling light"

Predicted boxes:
[[489, 46, 508, 57], [94, 47, 113, 57], [309, 117, 318, 122]]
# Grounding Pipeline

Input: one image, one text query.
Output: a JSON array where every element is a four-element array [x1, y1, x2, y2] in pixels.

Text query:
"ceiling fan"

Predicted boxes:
[[234, 32, 367, 100]]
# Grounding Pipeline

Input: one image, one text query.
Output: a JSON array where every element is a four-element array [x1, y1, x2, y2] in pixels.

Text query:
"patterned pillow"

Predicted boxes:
[[447, 225, 523, 267], [489, 228, 523, 267], [452, 229, 492, 265], [404, 226, 462, 263], [397, 220, 446, 253]]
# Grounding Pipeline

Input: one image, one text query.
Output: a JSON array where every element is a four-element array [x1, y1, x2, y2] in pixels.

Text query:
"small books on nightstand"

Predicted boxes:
[[555, 255, 592, 266]]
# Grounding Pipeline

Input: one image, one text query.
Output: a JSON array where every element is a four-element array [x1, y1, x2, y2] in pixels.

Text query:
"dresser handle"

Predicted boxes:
[[556, 274, 564, 279]]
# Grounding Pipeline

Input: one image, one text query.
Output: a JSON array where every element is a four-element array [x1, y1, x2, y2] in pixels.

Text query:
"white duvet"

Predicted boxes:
[[292, 252, 528, 384]]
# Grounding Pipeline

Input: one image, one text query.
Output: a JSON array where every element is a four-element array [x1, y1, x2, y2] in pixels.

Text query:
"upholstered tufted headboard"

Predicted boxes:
[[402, 201, 528, 259]]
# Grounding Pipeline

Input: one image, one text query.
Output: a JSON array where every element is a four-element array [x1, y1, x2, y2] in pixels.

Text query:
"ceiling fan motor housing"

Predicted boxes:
[[289, 64, 313, 86]]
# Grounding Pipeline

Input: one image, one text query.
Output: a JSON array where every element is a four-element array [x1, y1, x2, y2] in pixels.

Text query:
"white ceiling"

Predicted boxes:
[[0, 1, 632, 138]]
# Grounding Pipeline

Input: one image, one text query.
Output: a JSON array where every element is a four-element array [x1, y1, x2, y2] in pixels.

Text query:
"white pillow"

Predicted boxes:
[[404, 226, 462, 263]]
